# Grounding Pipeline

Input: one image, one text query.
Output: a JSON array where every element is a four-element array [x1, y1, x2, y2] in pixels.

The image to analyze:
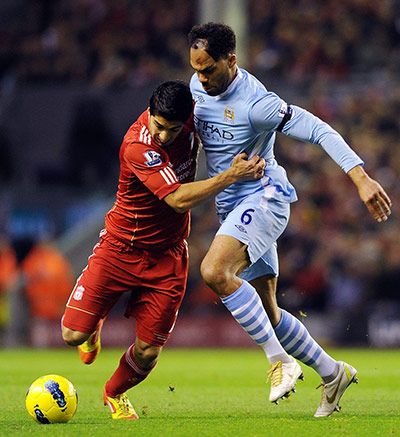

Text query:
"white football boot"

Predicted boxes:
[[267, 358, 304, 403], [314, 361, 358, 418]]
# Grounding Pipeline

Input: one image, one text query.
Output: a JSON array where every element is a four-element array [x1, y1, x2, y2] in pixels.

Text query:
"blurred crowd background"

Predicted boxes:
[[0, 0, 399, 348]]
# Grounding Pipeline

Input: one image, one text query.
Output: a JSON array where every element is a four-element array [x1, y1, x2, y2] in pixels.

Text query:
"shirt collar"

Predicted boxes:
[[215, 67, 243, 101]]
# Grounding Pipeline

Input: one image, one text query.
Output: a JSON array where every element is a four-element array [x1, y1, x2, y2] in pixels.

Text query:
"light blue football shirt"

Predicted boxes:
[[190, 67, 364, 215]]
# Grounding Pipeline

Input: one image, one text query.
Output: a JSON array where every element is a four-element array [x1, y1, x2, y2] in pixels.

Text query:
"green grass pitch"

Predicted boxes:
[[1, 348, 399, 436]]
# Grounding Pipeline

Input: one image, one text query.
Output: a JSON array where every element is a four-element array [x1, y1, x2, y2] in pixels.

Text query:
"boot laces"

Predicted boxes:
[[267, 361, 283, 387], [119, 394, 132, 414]]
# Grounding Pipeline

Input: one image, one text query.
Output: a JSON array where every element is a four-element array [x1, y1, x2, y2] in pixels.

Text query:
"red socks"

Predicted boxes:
[[105, 344, 157, 397]]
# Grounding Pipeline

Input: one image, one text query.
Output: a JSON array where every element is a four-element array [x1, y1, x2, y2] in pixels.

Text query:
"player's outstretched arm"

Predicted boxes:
[[164, 153, 265, 213], [347, 165, 392, 223]]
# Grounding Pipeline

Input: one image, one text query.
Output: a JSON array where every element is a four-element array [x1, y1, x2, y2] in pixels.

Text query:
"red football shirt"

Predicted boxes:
[[104, 110, 197, 249]]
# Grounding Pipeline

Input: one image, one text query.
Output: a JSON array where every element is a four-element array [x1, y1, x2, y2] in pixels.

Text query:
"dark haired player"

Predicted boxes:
[[61, 80, 265, 419], [188, 23, 392, 416]]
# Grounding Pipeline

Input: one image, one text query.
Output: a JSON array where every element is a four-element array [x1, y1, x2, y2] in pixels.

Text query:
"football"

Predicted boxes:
[[25, 374, 78, 424]]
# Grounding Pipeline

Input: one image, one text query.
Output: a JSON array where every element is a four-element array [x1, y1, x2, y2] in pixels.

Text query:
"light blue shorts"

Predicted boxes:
[[216, 194, 290, 282]]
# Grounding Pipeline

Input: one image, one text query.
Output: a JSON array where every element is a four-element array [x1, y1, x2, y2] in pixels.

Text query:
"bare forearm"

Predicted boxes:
[[164, 168, 238, 213], [164, 153, 265, 213], [347, 164, 368, 186]]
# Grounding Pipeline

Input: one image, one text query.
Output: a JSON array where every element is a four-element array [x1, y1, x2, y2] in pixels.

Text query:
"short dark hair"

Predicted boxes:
[[149, 80, 192, 123], [188, 22, 236, 61]]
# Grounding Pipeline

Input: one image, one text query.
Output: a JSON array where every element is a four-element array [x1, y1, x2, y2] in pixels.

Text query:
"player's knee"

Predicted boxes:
[[134, 342, 160, 367], [62, 326, 89, 346], [200, 259, 229, 294]]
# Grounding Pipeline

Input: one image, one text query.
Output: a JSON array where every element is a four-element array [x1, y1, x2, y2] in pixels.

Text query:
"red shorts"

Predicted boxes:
[[62, 234, 188, 347]]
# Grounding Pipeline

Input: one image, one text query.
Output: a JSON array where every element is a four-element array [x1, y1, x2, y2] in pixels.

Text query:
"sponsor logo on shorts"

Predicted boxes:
[[235, 224, 247, 233], [73, 285, 84, 301], [154, 333, 168, 341]]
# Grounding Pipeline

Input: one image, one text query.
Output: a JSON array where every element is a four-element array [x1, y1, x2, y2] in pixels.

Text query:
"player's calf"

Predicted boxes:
[[77, 318, 104, 365], [61, 326, 90, 346]]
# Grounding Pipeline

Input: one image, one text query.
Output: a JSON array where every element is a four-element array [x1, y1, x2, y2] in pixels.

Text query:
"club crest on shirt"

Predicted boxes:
[[224, 106, 235, 124], [144, 150, 162, 167]]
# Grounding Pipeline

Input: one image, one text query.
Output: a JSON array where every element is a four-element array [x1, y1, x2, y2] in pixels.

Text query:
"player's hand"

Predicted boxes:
[[348, 166, 392, 222], [230, 153, 265, 181], [359, 178, 392, 222]]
